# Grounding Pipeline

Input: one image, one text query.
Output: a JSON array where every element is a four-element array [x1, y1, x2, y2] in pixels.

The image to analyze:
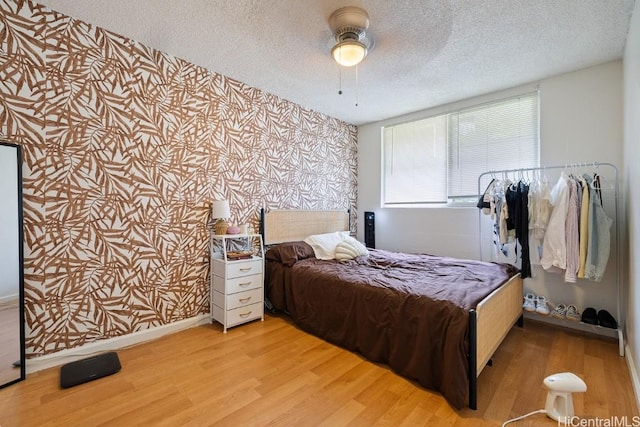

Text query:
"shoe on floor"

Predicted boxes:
[[565, 304, 581, 322], [523, 293, 536, 312], [598, 309, 617, 329], [581, 307, 598, 325], [550, 303, 567, 319], [535, 295, 550, 315]]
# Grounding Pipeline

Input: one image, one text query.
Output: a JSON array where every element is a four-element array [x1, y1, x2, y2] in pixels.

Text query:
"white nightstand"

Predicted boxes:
[[210, 233, 264, 332]]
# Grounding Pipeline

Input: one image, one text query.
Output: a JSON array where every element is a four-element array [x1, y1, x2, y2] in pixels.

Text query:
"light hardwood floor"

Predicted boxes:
[[0, 313, 637, 426], [0, 300, 21, 386]]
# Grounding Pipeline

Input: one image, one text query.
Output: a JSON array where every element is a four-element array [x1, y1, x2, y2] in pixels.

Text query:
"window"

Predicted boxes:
[[382, 92, 539, 206]]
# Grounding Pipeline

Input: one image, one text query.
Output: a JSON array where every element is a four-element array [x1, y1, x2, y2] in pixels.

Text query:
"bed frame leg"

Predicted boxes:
[[468, 310, 478, 410]]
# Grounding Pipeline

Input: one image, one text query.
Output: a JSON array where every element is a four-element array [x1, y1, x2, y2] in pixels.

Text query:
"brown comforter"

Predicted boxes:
[[265, 241, 519, 409]]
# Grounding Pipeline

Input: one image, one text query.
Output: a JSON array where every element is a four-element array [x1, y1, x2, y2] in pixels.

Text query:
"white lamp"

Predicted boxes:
[[211, 200, 231, 235]]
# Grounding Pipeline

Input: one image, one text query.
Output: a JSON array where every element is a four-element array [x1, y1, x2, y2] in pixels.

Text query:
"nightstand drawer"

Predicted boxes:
[[227, 288, 263, 310], [213, 273, 262, 294], [227, 259, 263, 278], [213, 258, 263, 279], [212, 287, 263, 310], [226, 302, 263, 327]]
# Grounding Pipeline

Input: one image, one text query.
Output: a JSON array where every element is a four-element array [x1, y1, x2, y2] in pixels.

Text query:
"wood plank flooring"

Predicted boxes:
[[0, 300, 21, 386], [0, 313, 637, 426]]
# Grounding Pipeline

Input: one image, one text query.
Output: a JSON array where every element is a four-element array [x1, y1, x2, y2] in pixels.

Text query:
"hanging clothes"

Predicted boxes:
[[476, 178, 496, 213], [499, 181, 515, 245], [479, 178, 513, 257], [516, 181, 531, 278], [480, 164, 615, 288], [529, 175, 553, 262], [577, 175, 590, 278], [479, 179, 506, 257], [584, 173, 613, 281], [479, 177, 529, 273], [540, 173, 570, 271], [495, 192, 510, 255], [564, 177, 581, 283]]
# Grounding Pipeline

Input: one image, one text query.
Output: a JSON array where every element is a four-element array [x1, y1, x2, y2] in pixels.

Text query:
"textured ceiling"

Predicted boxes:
[[38, 0, 635, 126]]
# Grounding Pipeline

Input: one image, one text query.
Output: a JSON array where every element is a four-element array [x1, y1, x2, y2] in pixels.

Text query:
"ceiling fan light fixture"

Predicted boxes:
[[329, 6, 370, 67], [332, 40, 367, 67]]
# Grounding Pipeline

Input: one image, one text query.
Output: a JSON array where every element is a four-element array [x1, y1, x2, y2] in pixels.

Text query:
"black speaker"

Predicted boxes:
[[364, 211, 375, 249], [60, 352, 121, 388]]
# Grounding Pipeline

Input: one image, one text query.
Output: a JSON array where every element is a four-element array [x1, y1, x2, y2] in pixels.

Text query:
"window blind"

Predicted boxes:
[[382, 91, 539, 206], [382, 115, 447, 204], [447, 93, 539, 198]]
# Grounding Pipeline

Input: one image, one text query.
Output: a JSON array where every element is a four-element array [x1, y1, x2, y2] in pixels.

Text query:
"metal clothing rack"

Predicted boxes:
[[477, 162, 623, 356]]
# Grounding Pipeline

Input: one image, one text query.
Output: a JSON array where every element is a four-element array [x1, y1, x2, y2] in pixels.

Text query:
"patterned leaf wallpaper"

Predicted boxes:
[[0, 0, 358, 357]]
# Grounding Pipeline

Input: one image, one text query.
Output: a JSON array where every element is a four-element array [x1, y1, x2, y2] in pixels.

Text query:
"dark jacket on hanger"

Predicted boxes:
[[505, 181, 531, 278]]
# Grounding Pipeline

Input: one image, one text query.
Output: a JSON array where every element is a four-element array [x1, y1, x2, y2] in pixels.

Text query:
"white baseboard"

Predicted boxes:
[[25, 314, 211, 374], [0, 293, 18, 304], [625, 344, 640, 414]]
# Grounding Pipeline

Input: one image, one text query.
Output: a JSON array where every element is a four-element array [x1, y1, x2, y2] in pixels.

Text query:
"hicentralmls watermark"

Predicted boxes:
[[558, 416, 640, 427]]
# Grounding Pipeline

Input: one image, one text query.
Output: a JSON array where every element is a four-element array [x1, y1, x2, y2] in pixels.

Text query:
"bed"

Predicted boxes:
[[261, 209, 523, 410]]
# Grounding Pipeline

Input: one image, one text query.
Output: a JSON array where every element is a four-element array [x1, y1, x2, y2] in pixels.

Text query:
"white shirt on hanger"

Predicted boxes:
[[540, 172, 570, 271]]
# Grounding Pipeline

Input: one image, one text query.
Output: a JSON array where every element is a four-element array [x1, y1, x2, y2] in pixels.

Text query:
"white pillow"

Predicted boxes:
[[303, 231, 350, 260], [335, 236, 369, 261]]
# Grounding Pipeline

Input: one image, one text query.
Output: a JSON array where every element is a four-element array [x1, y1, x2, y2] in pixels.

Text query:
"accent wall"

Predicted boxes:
[[0, 0, 358, 357]]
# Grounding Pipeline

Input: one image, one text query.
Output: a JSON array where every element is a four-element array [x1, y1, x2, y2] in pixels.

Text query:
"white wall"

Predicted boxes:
[[539, 62, 623, 166], [358, 60, 624, 328], [623, 0, 640, 403]]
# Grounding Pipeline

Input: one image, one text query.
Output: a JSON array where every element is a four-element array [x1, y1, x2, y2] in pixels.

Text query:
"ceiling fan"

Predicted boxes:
[[328, 6, 372, 68], [328, 6, 373, 105]]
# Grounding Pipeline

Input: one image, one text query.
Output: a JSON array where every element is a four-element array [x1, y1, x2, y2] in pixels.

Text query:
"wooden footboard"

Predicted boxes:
[[476, 273, 523, 374], [468, 273, 522, 409]]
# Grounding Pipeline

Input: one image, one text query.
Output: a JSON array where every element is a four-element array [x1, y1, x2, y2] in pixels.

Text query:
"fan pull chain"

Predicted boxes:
[[338, 66, 343, 95], [355, 64, 359, 107]]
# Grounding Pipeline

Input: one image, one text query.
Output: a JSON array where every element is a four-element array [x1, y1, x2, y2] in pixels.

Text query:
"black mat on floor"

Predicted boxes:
[[60, 352, 121, 389]]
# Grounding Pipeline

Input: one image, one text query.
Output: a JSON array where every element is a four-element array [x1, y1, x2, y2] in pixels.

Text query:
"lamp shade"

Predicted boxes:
[[332, 40, 367, 67], [211, 200, 230, 219]]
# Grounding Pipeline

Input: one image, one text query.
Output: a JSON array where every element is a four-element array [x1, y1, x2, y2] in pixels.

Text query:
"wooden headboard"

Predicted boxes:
[[261, 209, 350, 245]]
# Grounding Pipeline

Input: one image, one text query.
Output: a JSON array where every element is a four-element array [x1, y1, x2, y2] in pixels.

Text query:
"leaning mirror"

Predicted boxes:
[[0, 141, 25, 388]]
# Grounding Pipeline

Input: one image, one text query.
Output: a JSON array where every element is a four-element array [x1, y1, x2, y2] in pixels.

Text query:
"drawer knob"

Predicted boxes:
[[239, 267, 251, 272], [239, 282, 251, 287], [239, 311, 252, 318], [239, 297, 251, 303]]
